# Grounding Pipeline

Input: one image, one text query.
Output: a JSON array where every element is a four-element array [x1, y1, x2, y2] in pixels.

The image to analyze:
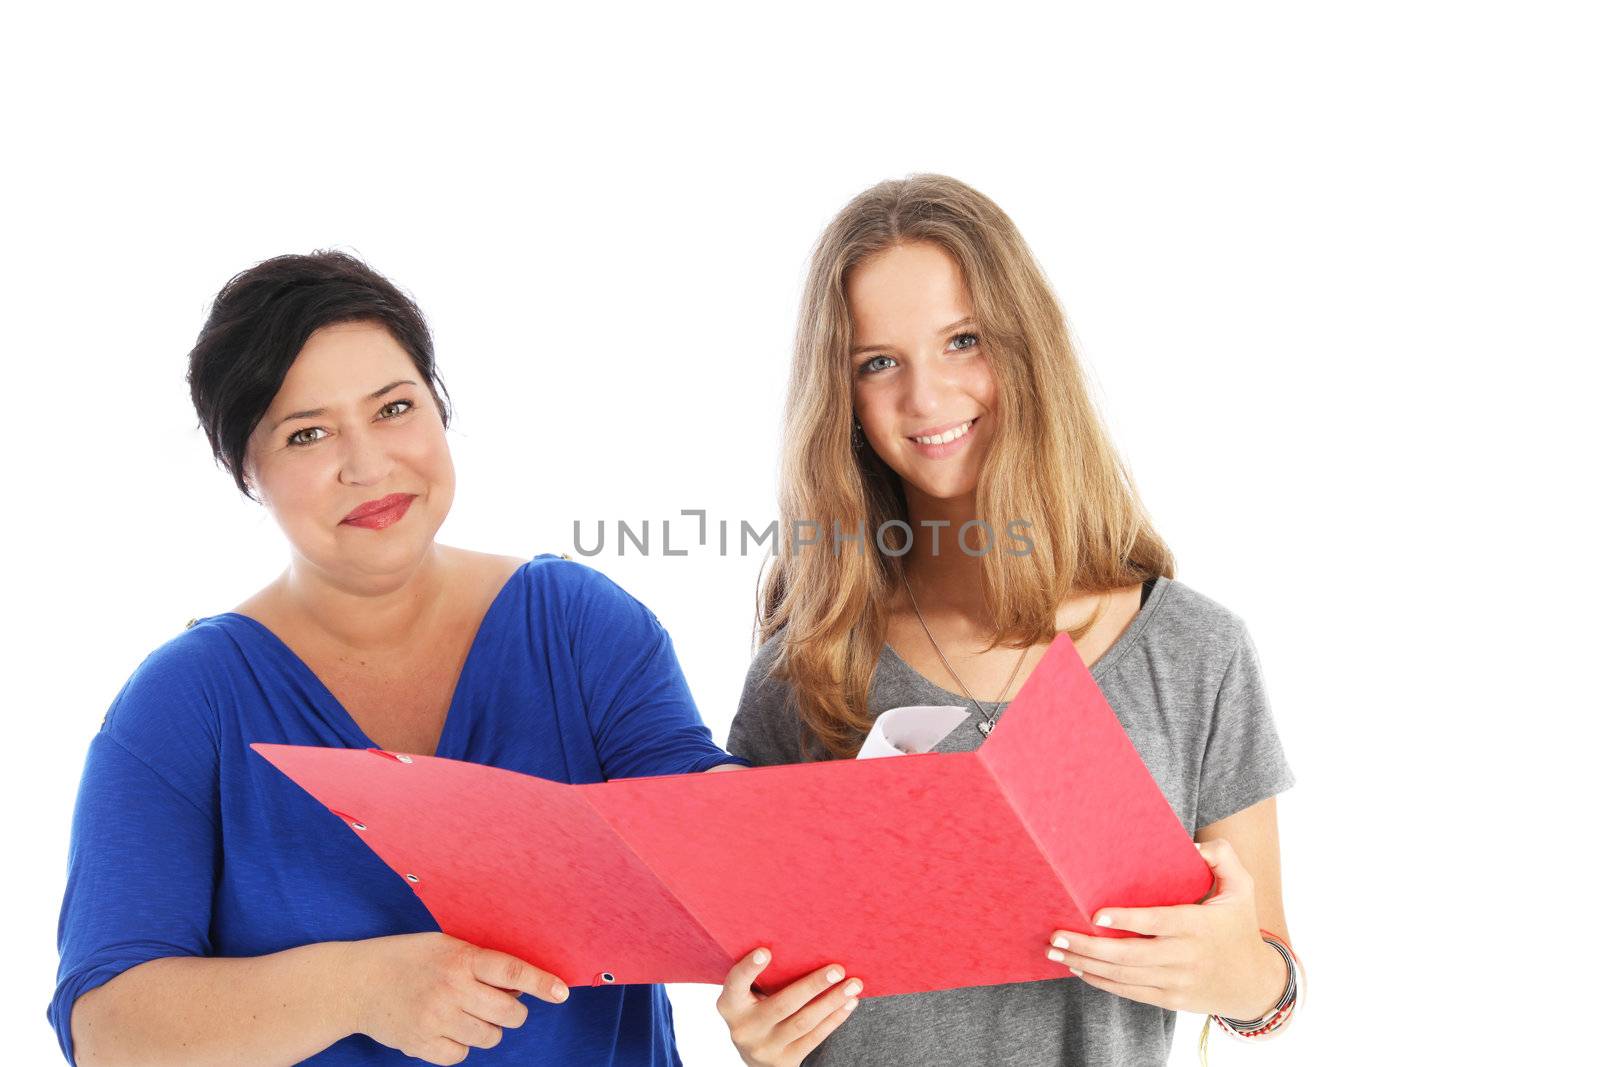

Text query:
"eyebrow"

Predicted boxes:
[[849, 317, 975, 357], [271, 379, 419, 431]]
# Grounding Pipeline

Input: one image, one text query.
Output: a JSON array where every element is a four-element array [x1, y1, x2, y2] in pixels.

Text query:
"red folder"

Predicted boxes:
[[252, 631, 1212, 997]]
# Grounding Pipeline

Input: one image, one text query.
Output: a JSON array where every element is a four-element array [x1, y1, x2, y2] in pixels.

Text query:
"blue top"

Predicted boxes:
[[49, 554, 748, 1065]]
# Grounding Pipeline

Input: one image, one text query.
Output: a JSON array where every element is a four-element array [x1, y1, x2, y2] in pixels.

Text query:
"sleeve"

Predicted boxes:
[[47, 654, 221, 1066], [566, 566, 751, 780], [726, 634, 810, 767], [1195, 622, 1297, 829]]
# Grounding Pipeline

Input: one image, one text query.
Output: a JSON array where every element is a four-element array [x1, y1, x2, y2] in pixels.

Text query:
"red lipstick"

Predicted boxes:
[[341, 493, 415, 530]]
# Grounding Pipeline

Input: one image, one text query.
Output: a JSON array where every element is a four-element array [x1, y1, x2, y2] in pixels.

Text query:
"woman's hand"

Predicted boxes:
[[717, 947, 862, 1067], [345, 931, 567, 1065], [1045, 838, 1288, 1019]]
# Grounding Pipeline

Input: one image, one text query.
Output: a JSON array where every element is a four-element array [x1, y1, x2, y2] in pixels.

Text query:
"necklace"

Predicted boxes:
[[901, 571, 1030, 738]]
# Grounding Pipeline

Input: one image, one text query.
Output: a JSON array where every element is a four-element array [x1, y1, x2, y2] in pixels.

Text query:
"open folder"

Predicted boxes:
[[252, 631, 1213, 998]]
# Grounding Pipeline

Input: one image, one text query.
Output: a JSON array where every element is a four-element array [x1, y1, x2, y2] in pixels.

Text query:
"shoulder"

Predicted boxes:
[[748, 628, 787, 675], [1141, 576, 1253, 674], [1140, 579, 1285, 745], [108, 621, 234, 724], [513, 556, 680, 663], [739, 630, 791, 703], [728, 631, 810, 766], [98, 619, 233, 788], [520, 551, 607, 590], [520, 553, 661, 619]]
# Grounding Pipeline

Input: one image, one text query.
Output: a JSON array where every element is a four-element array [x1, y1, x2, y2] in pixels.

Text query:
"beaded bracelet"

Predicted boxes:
[[1197, 930, 1302, 1063], [1217, 934, 1297, 1033]]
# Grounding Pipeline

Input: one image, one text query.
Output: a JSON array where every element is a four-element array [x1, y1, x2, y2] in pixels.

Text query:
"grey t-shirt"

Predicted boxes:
[[725, 575, 1296, 1067]]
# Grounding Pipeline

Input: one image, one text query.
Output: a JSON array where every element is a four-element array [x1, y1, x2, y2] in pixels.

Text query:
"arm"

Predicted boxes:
[[1047, 800, 1294, 1019], [54, 648, 557, 1067], [71, 932, 562, 1067], [1192, 622, 1297, 1015], [563, 563, 751, 778], [71, 942, 358, 1067], [1048, 623, 1298, 1019], [1196, 795, 1293, 1017]]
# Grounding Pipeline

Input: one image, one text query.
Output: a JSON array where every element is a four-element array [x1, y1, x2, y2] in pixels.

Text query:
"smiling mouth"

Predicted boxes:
[[909, 417, 978, 445], [341, 493, 416, 524]]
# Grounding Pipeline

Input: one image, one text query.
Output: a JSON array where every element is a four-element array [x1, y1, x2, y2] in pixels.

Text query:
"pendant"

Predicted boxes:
[[977, 718, 994, 737]]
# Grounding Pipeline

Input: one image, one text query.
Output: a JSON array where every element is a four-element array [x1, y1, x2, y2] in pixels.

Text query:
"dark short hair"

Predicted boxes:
[[186, 250, 453, 501]]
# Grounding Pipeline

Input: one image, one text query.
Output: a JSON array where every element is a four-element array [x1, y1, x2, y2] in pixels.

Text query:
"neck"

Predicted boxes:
[[901, 485, 990, 622], [276, 542, 450, 654]]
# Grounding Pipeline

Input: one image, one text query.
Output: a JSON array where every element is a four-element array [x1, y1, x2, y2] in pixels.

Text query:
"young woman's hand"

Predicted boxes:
[[1043, 838, 1288, 1019], [717, 947, 862, 1067], [345, 931, 567, 1065]]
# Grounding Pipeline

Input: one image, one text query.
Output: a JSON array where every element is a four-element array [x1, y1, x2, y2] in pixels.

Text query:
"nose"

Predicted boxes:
[[337, 424, 395, 488], [900, 357, 954, 420]]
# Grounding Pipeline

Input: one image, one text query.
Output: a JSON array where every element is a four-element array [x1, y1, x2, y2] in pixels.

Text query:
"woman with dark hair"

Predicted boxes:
[[49, 250, 748, 1066]]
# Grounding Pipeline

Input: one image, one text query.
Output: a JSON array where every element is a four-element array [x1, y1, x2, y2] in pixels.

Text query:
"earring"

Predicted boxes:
[[851, 419, 865, 451]]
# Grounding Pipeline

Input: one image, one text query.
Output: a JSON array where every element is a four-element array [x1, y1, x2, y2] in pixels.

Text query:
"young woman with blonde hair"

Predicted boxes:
[[714, 175, 1301, 1065]]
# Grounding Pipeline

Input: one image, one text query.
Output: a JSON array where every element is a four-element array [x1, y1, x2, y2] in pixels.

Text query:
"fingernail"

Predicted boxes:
[[843, 979, 863, 996], [753, 948, 770, 965], [1046, 948, 1066, 963], [1195, 842, 1204, 851], [552, 982, 569, 1001], [1094, 912, 1112, 927], [844, 997, 859, 1012], [1069, 966, 1083, 977], [1050, 934, 1069, 950], [826, 967, 844, 983]]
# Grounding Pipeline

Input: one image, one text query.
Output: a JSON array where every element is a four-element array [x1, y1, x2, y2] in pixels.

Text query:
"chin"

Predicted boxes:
[[901, 472, 980, 501]]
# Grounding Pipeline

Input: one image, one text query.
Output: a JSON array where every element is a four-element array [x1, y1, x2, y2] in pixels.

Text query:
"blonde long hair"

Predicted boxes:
[[758, 174, 1174, 758]]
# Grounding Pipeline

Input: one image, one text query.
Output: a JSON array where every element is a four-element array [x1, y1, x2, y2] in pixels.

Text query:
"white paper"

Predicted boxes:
[[857, 705, 972, 759]]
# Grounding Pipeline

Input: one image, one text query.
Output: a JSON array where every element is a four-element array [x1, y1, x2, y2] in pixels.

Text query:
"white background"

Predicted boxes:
[[4, 3, 1595, 1064]]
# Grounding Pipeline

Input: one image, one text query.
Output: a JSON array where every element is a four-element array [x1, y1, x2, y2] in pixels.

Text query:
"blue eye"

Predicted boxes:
[[950, 332, 979, 351], [859, 354, 897, 375]]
